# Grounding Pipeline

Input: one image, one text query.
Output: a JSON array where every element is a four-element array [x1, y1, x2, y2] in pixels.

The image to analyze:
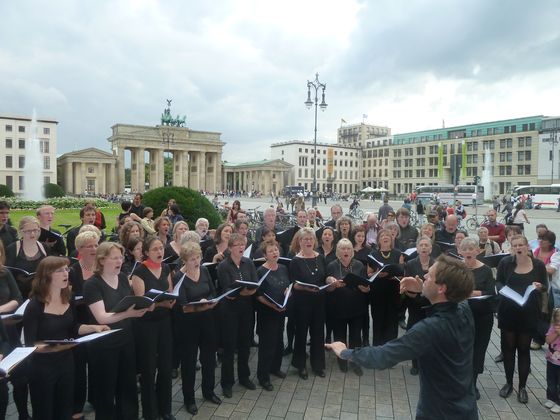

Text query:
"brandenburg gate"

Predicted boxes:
[[108, 102, 224, 193]]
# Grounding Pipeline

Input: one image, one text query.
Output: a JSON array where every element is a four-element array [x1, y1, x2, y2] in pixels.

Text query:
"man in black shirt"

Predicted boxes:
[[0, 201, 17, 249], [66, 206, 98, 255], [130, 193, 145, 218], [435, 214, 459, 244], [327, 256, 477, 420], [36, 205, 66, 256]]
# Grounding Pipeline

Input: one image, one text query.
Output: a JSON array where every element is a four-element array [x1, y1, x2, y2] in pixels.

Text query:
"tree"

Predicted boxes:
[[44, 183, 65, 198], [0, 184, 14, 197], [142, 186, 222, 229]]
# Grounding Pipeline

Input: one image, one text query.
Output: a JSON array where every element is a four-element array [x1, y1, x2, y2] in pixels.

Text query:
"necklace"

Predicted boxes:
[[80, 261, 94, 272], [380, 250, 391, 259], [303, 257, 318, 276]]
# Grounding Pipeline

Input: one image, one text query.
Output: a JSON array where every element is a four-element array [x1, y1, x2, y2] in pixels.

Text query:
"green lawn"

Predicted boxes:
[[9, 204, 122, 234]]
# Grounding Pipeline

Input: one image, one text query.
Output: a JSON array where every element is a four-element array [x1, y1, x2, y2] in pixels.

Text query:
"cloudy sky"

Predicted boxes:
[[1, 0, 559, 162]]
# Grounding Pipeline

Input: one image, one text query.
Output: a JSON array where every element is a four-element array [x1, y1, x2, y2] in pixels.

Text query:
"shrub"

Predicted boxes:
[[142, 187, 222, 229], [43, 183, 65, 198], [0, 184, 14, 198], [4, 197, 111, 209]]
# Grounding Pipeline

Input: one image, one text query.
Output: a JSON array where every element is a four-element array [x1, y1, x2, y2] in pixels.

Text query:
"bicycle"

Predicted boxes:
[[246, 207, 263, 228], [347, 206, 364, 221]]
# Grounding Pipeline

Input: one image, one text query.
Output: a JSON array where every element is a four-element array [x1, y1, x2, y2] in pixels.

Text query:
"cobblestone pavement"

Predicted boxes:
[[6, 322, 557, 419]]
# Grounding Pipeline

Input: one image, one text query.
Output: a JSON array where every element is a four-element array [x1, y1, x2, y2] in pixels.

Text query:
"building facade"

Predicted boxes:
[[337, 123, 391, 147], [270, 140, 361, 195], [57, 148, 118, 195], [0, 115, 57, 195], [222, 159, 293, 194]]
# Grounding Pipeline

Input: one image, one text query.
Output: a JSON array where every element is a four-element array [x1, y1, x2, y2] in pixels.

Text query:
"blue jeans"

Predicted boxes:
[[551, 287, 560, 309]]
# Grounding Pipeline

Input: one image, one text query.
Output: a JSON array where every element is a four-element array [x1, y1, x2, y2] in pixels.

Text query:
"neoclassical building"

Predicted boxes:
[[222, 159, 293, 194], [57, 148, 118, 194], [108, 123, 224, 193]]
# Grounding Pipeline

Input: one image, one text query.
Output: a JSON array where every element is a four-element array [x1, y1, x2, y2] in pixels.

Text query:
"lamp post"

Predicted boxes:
[[305, 73, 327, 207], [161, 126, 174, 186]]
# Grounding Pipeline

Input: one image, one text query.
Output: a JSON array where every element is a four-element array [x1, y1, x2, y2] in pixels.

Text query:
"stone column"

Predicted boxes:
[[116, 147, 125, 194], [214, 152, 220, 193], [80, 162, 87, 194], [172, 150, 181, 187], [137, 148, 145, 193], [150, 149, 165, 188], [98, 162, 106, 194], [131, 148, 139, 193], [198, 151, 206, 191], [181, 151, 189, 187], [64, 162, 73, 194]]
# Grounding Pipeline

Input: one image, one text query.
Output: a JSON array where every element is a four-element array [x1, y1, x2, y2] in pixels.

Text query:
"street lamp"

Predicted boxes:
[[305, 73, 327, 207], [161, 126, 174, 186]]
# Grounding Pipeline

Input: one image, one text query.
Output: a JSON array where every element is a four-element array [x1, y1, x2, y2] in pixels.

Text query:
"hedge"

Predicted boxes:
[[142, 187, 222, 229], [0, 197, 112, 210], [44, 183, 65, 198]]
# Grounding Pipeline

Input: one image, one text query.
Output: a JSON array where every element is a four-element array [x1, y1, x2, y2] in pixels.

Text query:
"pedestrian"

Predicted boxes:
[[544, 308, 560, 414]]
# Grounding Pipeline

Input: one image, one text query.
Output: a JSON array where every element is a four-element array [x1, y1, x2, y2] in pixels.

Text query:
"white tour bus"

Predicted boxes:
[[511, 184, 560, 209], [415, 184, 484, 206]]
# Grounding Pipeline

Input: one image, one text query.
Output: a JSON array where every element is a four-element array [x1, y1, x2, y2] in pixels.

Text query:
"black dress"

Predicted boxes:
[[132, 264, 173, 420], [255, 265, 291, 383], [23, 299, 80, 420], [6, 241, 47, 300], [173, 267, 218, 403], [325, 259, 368, 349], [497, 256, 548, 333], [369, 248, 403, 345], [83, 273, 138, 420], [467, 265, 496, 374], [289, 255, 327, 372]]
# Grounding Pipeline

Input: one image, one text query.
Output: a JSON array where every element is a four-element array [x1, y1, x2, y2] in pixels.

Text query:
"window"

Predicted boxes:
[[5, 156, 12, 168], [44, 156, 50, 170], [5, 139, 12, 148], [88, 166, 94, 174], [18, 176, 24, 190], [18, 156, 25, 168], [529, 123, 535, 130], [6, 176, 12, 190], [18, 126, 25, 133], [19, 139, 25, 149], [5, 125, 12, 132], [518, 137, 524, 147], [44, 176, 50, 185], [43, 127, 50, 135], [526, 137, 532, 147]]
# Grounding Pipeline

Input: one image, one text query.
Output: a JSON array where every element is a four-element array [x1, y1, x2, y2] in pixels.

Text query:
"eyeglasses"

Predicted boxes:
[[54, 267, 70, 273], [106, 256, 125, 261], [22, 229, 40, 234]]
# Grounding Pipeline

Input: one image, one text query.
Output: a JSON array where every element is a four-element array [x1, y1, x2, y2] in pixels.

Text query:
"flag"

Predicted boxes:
[[341, 118, 347, 124], [363, 114, 368, 119], [438, 142, 444, 180], [461, 141, 467, 178]]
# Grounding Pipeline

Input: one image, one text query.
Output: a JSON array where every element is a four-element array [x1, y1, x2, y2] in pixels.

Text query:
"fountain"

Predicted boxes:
[[481, 147, 492, 201], [23, 109, 45, 201]]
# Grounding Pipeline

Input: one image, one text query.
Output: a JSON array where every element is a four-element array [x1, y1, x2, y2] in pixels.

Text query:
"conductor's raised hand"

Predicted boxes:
[[400, 276, 423, 295]]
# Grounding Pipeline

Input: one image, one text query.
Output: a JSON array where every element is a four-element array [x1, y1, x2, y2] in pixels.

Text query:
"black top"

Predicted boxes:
[[39, 227, 66, 256], [341, 302, 477, 420], [174, 266, 216, 305], [467, 265, 496, 315], [0, 269, 22, 308], [65, 225, 82, 256], [83, 273, 133, 347], [130, 204, 145, 218], [318, 247, 337, 266], [120, 255, 141, 278], [369, 248, 402, 306], [217, 256, 258, 308], [132, 264, 171, 321], [353, 246, 372, 266], [68, 262, 93, 324], [163, 243, 179, 263], [203, 246, 230, 264], [23, 299, 80, 344], [289, 254, 327, 287], [256, 264, 291, 305], [326, 259, 368, 318], [6, 241, 47, 299], [435, 229, 456, 245], [0, 224, 17, 250]]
